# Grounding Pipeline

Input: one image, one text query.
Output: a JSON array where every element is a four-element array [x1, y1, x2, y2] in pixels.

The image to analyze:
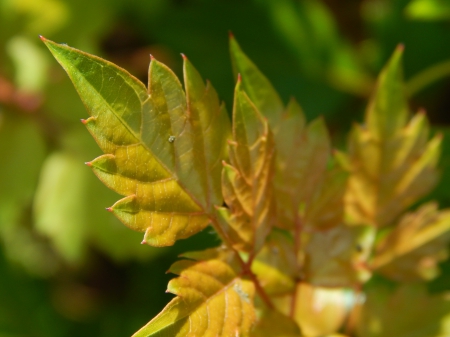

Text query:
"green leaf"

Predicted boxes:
[[372, 202, 450, 282], [358, 282, 450, 337], [42, 38, 230, 246], [216, 79, 276, 253], [345, 46, 441, 227], [132, 248, 255, 337], [304, 224, 375, 287]]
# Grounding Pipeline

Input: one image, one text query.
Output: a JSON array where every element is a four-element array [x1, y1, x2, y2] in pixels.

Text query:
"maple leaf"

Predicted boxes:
[[216, 78, 276, 253], [341, 45, 441, 228], [42, 37, 230, 247], [131, 247, 255, 337], [372, 202, 450, 282]]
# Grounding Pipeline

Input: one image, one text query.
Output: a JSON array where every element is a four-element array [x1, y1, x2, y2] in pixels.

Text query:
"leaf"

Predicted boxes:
[[344, 46, 441, 227], [229, 35, 284, 130], [251, 231, 297, 296], [303, 224, 375, 287], [357, 282, 450, 337], [252, 307, 301, 337], [216, 79, 276, 253], [372, 202, 450, 282], [42, 38, 230, 246], [230, 40, 346, 231], [132, 247, 255, 337]]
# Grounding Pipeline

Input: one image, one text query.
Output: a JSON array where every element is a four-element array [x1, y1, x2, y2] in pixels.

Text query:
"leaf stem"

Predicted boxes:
[[290, 212, 303, 318], [406, 59, 450, 97], [209, 214, 275, 309]]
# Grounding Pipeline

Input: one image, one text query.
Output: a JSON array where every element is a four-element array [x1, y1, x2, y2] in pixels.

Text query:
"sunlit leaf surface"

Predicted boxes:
[[42, 38, 230, 246], [132, 248, 255, 337]]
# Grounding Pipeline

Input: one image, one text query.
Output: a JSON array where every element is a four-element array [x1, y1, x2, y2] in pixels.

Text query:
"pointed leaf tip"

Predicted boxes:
[[105, 207, 113, 212], [39, 35, 45, 41], [80, 119, 87, 124], [84, 161, 92, 166], [228, 31, 235, 38], [181, 53, 187, 60], [237, 73, 242, 83]]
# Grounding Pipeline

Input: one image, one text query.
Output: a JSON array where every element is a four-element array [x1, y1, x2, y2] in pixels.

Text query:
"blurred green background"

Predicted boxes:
[[1, 0, 450, 336]]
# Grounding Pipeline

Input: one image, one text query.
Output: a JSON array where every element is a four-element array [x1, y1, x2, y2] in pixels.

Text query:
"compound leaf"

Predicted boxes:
[[217, 79, 276, 253], [372, 202, 450, 282], [132, 248, 255, 337], [42, 38, 229, 246], [344, 45, 441, 227]]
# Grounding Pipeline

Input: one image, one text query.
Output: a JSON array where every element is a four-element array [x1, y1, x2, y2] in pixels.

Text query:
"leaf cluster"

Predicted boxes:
[[42, 34, 450, 337]]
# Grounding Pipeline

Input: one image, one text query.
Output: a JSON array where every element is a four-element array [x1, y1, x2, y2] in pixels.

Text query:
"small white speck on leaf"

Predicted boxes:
[[234, 283, 249, 303], [168, 136, 176, 143]]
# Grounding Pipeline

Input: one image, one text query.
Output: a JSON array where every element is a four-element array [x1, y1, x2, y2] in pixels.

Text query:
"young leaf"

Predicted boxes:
[[372, 202, 450, 282], [132, 248, 255, 337], [229, 35, 284, 130], [230, 39, 346, 231], [303, 224, 375, 287], [42, 38, 230, 246], [344, 46, 441, 227], [216, 79, 276, 253]]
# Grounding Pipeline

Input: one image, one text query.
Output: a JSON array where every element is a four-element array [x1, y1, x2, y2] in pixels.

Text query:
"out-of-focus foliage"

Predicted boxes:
[[2, 0, 450, 336]]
